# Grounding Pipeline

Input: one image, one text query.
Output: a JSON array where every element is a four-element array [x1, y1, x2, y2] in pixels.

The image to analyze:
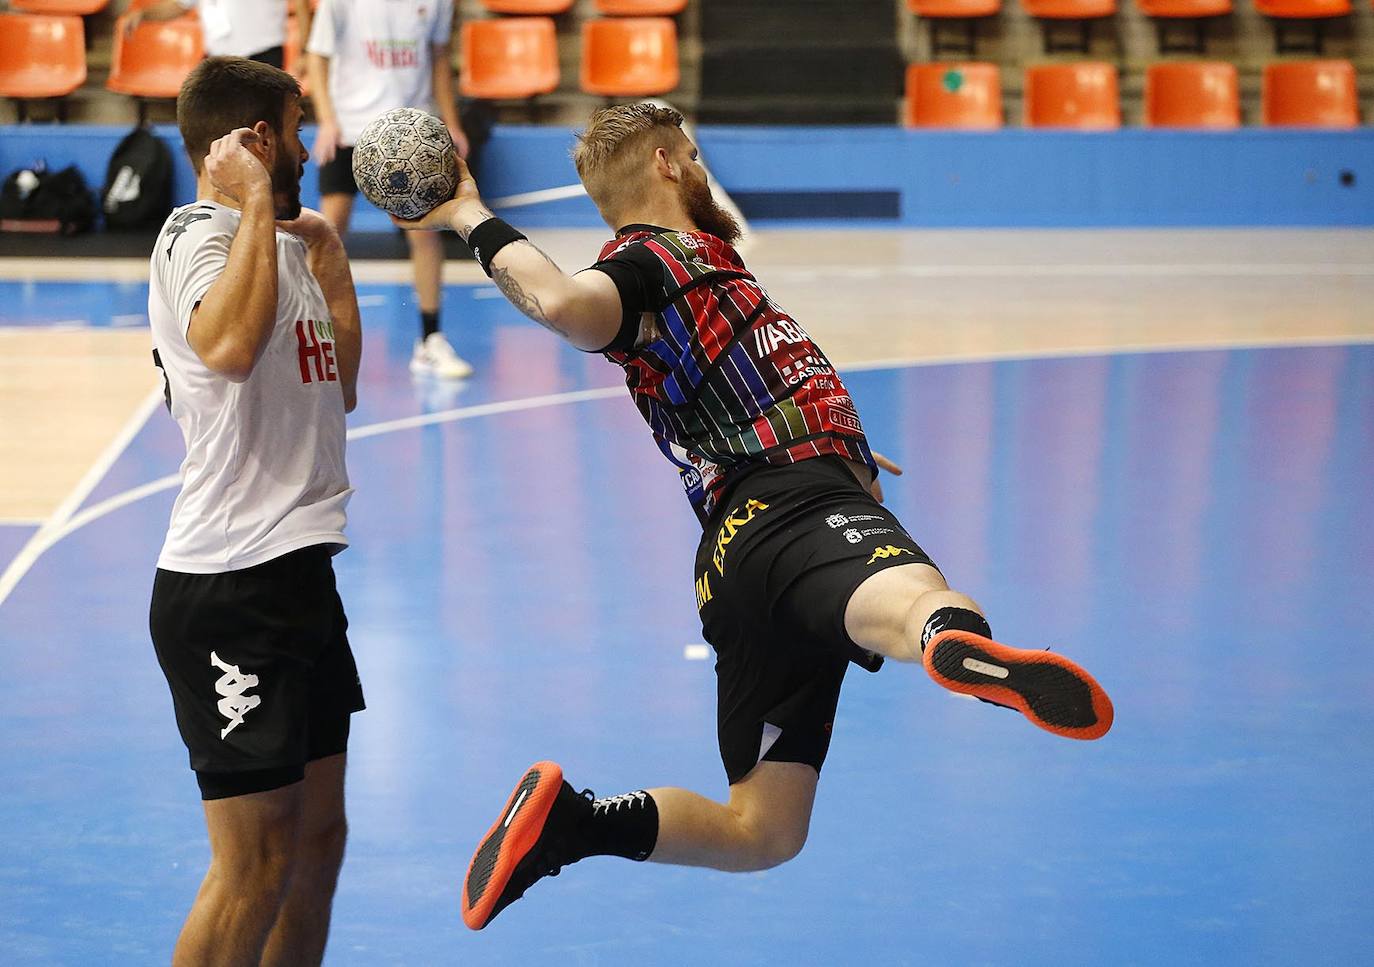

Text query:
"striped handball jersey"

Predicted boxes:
[[588, 225, 877, 525]]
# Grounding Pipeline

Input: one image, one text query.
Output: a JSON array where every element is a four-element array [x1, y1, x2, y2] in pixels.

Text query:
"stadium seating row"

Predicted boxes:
[[2, 0, 687, 14], [909, 0, 1364, 21], [0, 8, 1362, 127], [0, 12, 683, 114], [905, 60, 1360, 127]]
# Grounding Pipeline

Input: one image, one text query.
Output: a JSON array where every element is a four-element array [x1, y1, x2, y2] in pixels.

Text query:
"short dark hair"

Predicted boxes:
[[177, 56, 300, 174]]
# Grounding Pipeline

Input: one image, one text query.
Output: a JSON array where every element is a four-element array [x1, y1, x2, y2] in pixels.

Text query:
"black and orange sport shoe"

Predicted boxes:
[[923, 630, 1114, 740], [461, 761, 594, 930]]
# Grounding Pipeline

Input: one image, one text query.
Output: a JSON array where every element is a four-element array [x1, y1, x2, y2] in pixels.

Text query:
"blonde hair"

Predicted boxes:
[[572, 103, 685, 219]]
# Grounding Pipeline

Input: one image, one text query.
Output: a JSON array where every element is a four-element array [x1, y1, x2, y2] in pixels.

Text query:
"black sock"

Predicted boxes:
[[576, 790, 659, 862], [921, 606, 992, 652], [420, 310, 440, 339]]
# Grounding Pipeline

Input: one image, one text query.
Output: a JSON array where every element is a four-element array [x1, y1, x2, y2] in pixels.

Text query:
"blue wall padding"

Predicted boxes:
[[1, 123, 1369, 232]]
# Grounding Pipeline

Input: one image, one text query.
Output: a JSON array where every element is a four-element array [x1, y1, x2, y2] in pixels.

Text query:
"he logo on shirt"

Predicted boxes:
[[296, 319, 338, 384]]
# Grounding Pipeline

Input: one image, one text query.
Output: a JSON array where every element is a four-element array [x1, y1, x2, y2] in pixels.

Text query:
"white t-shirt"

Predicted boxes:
[[148, 201, 352, 574], [306, 0, 453, 145], [176, 0, 288, 59]]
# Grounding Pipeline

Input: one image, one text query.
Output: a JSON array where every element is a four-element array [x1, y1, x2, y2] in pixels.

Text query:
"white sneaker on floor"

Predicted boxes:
[[410, 332, 474, 379]]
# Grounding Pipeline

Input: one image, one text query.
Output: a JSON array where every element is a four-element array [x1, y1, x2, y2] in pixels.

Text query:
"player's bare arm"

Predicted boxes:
[[307, 53, 340, 165], [395, 159, 623, 352], [188, 127, 279, 382], [279, 207, 362, 411], [431, 41, 468, 158]]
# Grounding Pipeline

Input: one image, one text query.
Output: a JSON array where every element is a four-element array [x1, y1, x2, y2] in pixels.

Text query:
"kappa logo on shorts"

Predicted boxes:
[[210, 651, 261, 739], [711, 498, 769, 575], [866, 545, 914, 565]]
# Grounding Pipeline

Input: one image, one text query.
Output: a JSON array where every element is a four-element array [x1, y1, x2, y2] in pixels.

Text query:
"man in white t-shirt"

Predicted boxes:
[[125, 0, 312, 69], [307, 0, 473, 379], [148, 56, 363, 966]]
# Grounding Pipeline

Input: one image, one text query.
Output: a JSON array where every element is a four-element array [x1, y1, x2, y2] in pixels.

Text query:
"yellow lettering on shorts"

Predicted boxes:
[[695, 571, 713, 609], [711, 499, 770, 575]]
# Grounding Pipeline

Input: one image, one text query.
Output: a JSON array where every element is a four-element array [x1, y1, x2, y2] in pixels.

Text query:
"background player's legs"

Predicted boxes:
[[319, 193, 354, 236], [843, 562, 984, 662], [406, 230, 472, 377], [260, 754, 349, 967], [407, 229, 442, 317], [174, 783, 304, 967], [647, 761, 817, 871]]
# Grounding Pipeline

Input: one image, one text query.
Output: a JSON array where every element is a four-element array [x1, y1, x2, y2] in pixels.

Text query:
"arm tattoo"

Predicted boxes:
[[491, 261, 569, 337], [456, 207, 495, 241]]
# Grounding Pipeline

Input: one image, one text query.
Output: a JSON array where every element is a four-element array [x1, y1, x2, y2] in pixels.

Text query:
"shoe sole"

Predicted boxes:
[[923, 631, 1114, 740], [461, 761, 563, 930]]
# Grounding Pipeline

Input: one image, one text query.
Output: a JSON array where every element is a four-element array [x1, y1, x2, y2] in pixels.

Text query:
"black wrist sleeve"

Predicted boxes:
[[467, 217, 527, 277]]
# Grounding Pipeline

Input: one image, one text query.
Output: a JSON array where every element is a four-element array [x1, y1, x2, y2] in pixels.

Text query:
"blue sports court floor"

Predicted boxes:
[[1, 264, 1372, 965]]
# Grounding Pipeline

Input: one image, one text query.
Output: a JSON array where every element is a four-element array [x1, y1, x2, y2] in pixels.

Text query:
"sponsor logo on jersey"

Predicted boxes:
[[364, 39, 422, 69], [711, 498, 769, 575], [752, 319, 812, 357], [296, 319, 338, 385], [866, 545, 914, 566]]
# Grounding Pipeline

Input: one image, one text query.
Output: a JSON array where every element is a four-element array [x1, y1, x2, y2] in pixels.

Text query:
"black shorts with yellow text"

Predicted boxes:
[[693, 457, 935, 785]]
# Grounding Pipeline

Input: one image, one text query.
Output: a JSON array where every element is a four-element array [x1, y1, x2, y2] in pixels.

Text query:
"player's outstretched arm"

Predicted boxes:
[[393, 159, 623, 352], [189, 128, 279, 382]]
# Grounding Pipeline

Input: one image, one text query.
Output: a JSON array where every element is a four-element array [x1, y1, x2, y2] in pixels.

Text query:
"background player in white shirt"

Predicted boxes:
[[125, 0, 313, 69], [147, 57, 363, 966], [307, 0, 473, 379]]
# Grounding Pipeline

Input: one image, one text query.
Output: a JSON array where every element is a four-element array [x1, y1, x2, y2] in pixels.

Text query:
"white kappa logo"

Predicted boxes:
[[210, 651, 261, 739]]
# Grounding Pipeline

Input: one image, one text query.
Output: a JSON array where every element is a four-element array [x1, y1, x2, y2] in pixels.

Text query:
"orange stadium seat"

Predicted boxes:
[[107, 10, 203, 116], [1022, 0, 1116, 17], [580, 17, 679, 96], [1137, 0, 1232, 53], [1144, 61, 1239, 128], [596, 0, 688, 13], [482, 0, 574, 13], [1023, 62, 1120, 129], [0, 12, 86, 116], [1137, 0, 1231, 13], [1254, 0, 1350, 16], [1262, 59, 1358, 127], [908, 0, 1001, 15], [10, 0, 108, 12], [907, 0, 1001, 57], [904, 63, 1002, 129], [1022, 0, 1115, 52], [460, 17, 559, 100]]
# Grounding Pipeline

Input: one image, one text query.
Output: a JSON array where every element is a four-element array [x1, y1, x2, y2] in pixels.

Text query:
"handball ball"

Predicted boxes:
[[351, 108, 458, 220]]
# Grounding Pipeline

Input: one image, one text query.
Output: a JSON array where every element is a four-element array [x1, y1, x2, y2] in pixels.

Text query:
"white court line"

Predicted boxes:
[[7, 258, 1374, 286], [488, 184, 588, 209], [2, 334, 1372, 608], [0, 517, 46, 527], [768, 262, 1374, 281], [356, 294, 389, 308], [0, 386, 164, 609]]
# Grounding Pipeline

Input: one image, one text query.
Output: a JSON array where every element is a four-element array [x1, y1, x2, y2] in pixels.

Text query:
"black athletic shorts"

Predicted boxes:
[[693, 456, 936, 786], [318, 146, 358, 196], [149, 544, 365, 800]]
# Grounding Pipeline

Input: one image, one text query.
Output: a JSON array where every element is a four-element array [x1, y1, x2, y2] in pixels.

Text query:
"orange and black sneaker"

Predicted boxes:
[[923, 630, 1114, 740], [461, 761, 593, 931]]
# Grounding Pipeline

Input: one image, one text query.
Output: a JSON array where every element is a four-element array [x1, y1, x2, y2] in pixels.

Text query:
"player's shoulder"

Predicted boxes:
[[155, 201, 234, 254]]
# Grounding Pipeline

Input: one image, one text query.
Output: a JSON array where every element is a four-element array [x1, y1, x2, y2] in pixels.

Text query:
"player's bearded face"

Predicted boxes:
[[679, 166, 741, 246], [271, 135, 304, 221]]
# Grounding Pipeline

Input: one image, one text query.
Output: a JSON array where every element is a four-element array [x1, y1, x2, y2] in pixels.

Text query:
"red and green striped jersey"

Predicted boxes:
[[589, 225, 877, 524]]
